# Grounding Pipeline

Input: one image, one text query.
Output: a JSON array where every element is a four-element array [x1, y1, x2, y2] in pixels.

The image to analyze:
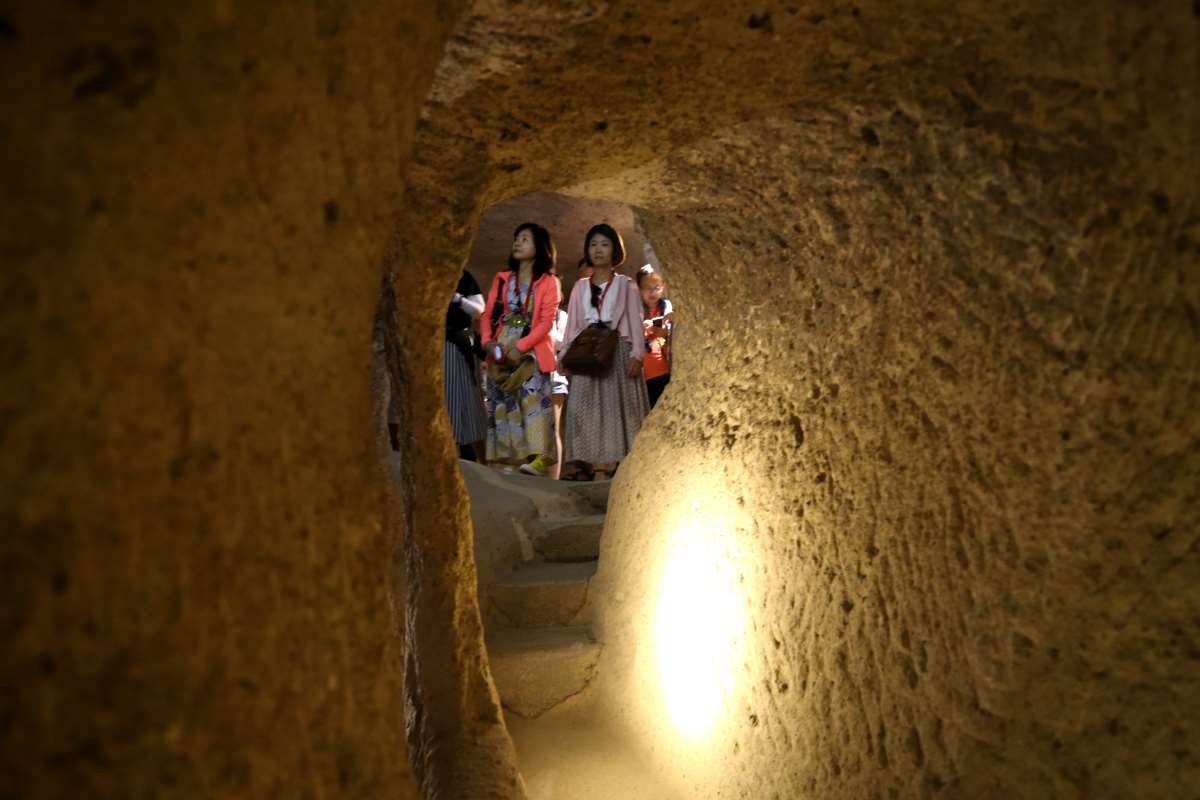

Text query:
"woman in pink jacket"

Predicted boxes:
[[480, 223, 562, 475], [559, 224, 650, 477]]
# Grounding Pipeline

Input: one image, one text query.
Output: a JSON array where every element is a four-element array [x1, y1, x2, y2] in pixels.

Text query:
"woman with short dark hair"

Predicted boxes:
[[480, 222, 562, 475], [559, 223, 649, 477]]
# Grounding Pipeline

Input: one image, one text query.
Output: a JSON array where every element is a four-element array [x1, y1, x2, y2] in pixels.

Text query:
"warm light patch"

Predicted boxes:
[[652, 518, 746, 739]]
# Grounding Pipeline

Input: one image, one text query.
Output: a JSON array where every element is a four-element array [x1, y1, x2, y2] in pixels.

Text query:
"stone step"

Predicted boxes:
[[489, 560, 597, 627], [566, 479, 610, 511], [487, 626, 601, 718], [533, 514, 606, 562]]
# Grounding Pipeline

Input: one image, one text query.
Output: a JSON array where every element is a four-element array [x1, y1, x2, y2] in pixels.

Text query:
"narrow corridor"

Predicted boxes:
[[464, 463, 682, 799]]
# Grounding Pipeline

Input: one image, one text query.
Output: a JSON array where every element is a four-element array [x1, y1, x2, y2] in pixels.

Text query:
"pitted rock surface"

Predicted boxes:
[[396, 2, 1199, 798], [4, 1, 1197, 799]]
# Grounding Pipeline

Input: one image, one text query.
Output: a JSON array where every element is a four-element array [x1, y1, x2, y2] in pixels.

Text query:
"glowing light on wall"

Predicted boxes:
[[652, 520, 746, 739]]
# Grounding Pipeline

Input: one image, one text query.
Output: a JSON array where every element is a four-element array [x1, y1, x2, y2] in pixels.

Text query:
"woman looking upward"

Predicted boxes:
[[479, 223, 561, 475]]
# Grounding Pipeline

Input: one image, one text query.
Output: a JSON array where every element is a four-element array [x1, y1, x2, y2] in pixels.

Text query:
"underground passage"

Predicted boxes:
[[4, 2, 1198, 800]]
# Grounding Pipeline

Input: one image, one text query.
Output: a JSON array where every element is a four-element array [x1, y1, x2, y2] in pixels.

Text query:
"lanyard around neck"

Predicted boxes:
[[510, 273, 534, 314], [590, 275, 616, 321]]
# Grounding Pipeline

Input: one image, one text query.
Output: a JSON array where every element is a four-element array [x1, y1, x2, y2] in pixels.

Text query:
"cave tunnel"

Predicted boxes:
[[3, 2, 1197, 799]]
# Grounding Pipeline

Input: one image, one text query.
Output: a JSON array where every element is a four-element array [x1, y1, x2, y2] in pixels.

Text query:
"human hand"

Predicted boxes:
[[627, 358, 643, 379]]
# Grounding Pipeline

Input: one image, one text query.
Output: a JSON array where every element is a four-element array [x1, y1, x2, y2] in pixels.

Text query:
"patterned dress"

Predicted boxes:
[[485, 279, 554, 463]]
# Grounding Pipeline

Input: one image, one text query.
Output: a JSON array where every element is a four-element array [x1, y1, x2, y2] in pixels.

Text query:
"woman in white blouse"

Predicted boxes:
[[558, 224, 650, 478]]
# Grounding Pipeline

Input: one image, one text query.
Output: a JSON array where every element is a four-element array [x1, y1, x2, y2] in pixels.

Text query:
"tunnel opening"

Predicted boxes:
[[456, 190, 685, 797], [380, 187, 689, 796], [374, 3, 1199, 799], [4, 2, 1195, 800], [374, 165, 700, 796]]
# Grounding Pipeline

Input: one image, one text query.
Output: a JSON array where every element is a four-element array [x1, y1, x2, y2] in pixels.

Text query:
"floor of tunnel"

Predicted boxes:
[[505, 699, 682, 800], [460, 461, 680, 799]]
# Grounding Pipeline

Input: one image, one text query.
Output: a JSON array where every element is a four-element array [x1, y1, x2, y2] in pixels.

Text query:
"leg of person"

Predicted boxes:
[[517, 368, 556, 476], [646, 373, 670, 408], [450, 352, 472, 464], [486, 375, 513, 464], [446, 339, 488, 454], [550, 394, 565, 479]]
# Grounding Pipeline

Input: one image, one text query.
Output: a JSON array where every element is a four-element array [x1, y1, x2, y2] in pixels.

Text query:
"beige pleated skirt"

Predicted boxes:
[[562, 339, 650, 464]]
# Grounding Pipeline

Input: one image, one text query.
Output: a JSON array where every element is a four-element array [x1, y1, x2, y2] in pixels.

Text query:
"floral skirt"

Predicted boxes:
[[486, 325, 553, 463]]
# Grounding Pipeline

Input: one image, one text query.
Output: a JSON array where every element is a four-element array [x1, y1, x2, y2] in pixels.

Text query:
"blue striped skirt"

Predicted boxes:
[[443, 339, 487, 445]]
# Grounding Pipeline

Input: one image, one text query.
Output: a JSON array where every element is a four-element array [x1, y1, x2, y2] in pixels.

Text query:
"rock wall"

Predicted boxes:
[[4, 0, 1197, 798], [591, 101, 1200, 797], [0, 2, 506, 798], [400, 1, 1199, 798]]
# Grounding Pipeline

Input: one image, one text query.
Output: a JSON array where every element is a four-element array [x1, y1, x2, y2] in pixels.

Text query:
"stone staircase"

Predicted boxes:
[[483, 478, 609, 718]]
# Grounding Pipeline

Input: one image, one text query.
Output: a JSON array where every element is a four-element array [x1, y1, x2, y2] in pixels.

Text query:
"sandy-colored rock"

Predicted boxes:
[[395, 1, 1199, 798], [505, 702, 684, 800], [0, 2, 512, 798], [533, 515, 606, 562], [566, 481, 611, 513], [487, 627, 602, 718], [490, 561, 597, 628], [4, 0, 1197, 798]]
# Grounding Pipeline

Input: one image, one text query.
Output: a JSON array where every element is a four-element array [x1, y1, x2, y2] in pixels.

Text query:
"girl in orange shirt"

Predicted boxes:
[[637, 266, 673, 408]]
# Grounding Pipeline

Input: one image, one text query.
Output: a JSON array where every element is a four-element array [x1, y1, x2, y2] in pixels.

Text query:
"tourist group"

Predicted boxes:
[[443, 222, 673, 479]]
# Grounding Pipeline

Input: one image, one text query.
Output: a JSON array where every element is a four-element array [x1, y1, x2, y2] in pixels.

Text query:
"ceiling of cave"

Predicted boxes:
[[403, 0, 1182, 219]]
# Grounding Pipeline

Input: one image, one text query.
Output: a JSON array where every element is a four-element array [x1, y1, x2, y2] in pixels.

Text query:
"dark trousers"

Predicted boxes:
[[646, 374, 670, 408]]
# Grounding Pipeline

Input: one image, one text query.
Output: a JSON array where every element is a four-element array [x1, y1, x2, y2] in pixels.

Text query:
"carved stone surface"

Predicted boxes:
[[4, 1, 1196, 799], [487, 627, 602, 718]]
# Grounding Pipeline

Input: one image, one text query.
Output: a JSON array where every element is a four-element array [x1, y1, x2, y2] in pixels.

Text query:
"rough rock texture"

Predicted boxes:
[[5, 1, 1198, 799], [490, 561, 596, 628], [486, 627, 601, 718], [0, 2, 525, 799], [397, 2, 1199, 798], [461, 460, 600, 626], [533, 515, 607, 562]]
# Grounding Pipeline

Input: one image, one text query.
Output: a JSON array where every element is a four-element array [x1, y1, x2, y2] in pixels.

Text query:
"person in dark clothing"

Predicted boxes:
[[444, 269, 487, 461]]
